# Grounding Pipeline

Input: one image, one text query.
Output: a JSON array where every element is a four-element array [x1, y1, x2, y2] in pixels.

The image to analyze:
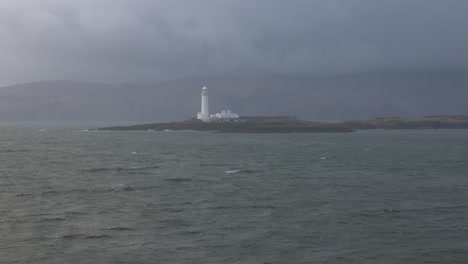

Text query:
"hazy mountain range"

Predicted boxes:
[[0, 70, 467, 122]]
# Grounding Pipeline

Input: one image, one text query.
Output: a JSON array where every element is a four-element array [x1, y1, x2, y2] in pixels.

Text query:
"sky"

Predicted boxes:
[[0, 0, 467, 86]]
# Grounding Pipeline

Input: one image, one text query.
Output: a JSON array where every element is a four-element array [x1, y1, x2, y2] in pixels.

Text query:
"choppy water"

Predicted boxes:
[[1, 125, 467, 264]]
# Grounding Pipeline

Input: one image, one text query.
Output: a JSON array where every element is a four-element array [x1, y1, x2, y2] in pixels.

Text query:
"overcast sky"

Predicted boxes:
[[0, 0, 467, 86]]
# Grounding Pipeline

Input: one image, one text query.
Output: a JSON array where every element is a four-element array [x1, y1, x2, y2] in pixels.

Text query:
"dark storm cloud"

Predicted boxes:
[[0, 0, 467, 85]]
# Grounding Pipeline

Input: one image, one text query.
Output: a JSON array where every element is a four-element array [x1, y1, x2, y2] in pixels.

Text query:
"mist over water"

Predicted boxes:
[[1, 125, 467, 263]]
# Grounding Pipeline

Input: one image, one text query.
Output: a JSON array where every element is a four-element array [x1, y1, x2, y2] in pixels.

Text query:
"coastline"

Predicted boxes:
[[97, 117, 354, 133], [96, 115, 468, 133]]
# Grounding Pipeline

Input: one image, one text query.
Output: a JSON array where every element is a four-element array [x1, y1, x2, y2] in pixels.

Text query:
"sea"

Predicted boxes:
[[1, 124, 467, 264]]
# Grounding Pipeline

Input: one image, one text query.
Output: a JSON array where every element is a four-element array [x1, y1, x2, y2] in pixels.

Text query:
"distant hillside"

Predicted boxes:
[[0, 71, 467, 121]]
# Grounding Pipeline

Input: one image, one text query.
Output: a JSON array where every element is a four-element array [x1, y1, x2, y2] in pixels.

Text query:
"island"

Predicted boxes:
[[96, 115, 468, 133], [96, 87, 468, 133], [97, 116, 354, 133]]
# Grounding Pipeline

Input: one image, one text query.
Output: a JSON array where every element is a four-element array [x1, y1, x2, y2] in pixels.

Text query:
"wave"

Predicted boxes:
[[1, 149, 30, 153], [40, 217, 66, 222], [41, 190, 61, 196], [61, 234, 111, 240], [225, 170, 241, 174], [224, 169, 256, 174], [164, 178, 192, 183], [102, 227, 135, 231], [85, 235, 111, 239], [199, 163, 230, 167], [36, 184, 138, 196], [210, 205, 276, 210], [111, 183, 135, 191], [79, 165, 159, 173], [15, 193, 35, 197], [355, 205, 468, 217], [65, 211, 87, 216]]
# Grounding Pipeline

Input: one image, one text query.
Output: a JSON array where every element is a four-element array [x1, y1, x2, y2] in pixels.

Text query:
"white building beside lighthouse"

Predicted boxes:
[[197, 86, 239, 122]]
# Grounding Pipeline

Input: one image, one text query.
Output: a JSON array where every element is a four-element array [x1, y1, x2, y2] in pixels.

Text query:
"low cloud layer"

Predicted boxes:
[[1, 0, 467, 85]]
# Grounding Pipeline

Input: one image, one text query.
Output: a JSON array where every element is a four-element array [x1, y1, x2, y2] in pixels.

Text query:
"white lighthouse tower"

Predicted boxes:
[[197, 86, 210, 121]]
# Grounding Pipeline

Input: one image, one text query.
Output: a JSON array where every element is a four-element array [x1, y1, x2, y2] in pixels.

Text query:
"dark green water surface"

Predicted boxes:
[[1, 126, 467, 263]]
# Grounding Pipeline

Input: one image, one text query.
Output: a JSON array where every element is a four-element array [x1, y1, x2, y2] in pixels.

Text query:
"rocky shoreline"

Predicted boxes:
[[97, 116, 354, 133]]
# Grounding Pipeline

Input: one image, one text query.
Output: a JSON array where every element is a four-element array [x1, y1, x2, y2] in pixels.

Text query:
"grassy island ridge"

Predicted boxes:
[[97, 116, 354, 133], [344, 116, 468, 129], [96, 115, 468, 133]]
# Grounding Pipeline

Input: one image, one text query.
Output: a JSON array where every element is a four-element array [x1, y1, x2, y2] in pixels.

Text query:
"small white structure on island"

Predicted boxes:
[[211, 109, 239, 119], [196, 86, 239, 122]]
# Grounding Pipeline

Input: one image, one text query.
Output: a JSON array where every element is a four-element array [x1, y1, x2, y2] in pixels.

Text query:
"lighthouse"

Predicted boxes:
[[196, 86, 239, 121], [197, 86, 210, 121]]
